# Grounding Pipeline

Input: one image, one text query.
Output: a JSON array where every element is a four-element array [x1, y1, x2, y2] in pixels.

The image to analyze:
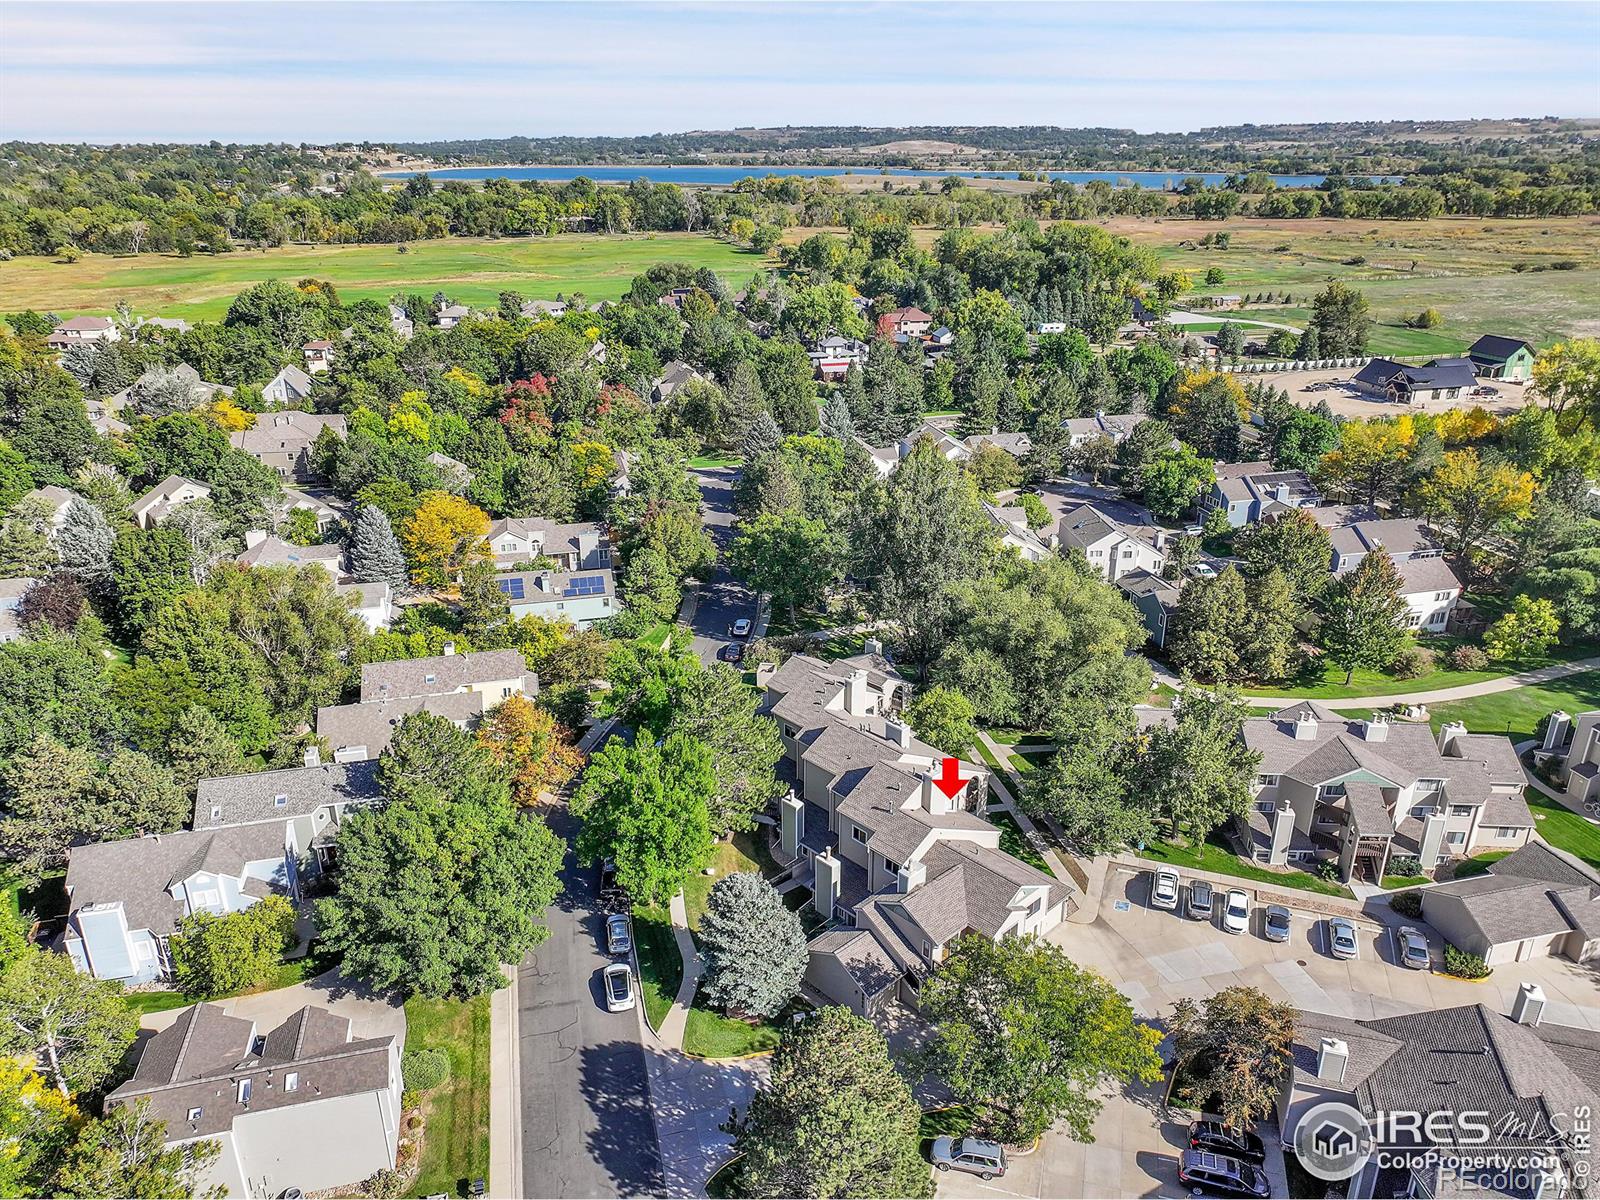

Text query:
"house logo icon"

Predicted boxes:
[[1295, 1101, 1373, 1181]]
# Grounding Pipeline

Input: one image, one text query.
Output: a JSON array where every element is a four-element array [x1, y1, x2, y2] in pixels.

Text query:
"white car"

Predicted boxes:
[[730, 618, 752, 638], [602, 963, 636, 1012], [1327, 917, 1359, 960], [1222, 889, 1250, 935], [1151, 868, 1181, 911]]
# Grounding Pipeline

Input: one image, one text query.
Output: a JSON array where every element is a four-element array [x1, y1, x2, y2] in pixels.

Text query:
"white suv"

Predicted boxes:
[[1151, 868, 1180, 911]]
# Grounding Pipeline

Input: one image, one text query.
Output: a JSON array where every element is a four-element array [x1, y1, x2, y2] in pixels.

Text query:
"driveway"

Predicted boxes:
[[686, 467, 757, 666], [518, 801, 664, 1197], [1031, 480, 1161, 530], [1057, 865, 1600, 1030]]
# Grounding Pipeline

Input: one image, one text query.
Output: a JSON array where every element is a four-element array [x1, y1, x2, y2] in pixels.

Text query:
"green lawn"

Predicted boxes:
[[1137, 834, 1354, 898], [683, 1000, 787, 1059], [0, 233, 766, 321], [405, 993, 491, 1199], [631, 904, 682, 1032], [1239, 640, 1599, 702], [683, 832, 780, 929], [1444, 850, 1513, 881], [635, 621, 675, 652], [1429, 671, 1600, 742], [122, 954, 328, 1016], [987, 808, 1050, 873], [689, 454, 745, 470], [969, 737, 1027, 805], [1527, 791, 1600, 871]]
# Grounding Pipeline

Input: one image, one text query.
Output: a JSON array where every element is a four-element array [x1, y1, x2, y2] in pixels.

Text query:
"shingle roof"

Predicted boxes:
[[1355, 357, 1478, 392], [317, 692, 486, 760], [230, 410, 345, 454], [1395, 554, 1462, 595], [1469, 335, 1535, 363], [109, 1003, 396, 1141], [1428, 840, 1600, 946], [808, 929, 902, 997], [66, 824, 290, 937], [359, 648, 530, 702], [194, 761, 381, 829], [235, 535, 344, 570]]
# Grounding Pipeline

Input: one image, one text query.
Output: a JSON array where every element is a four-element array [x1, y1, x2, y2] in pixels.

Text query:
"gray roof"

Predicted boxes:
[[964, 431, 1032, 457], [1212, 462, 1318, 507], [834, 761, 992, 865], [1116, 568, 1182, 604], [1354, 357, 1478, 392], [808, 929, 902, 997], [1394, 554, 1462, 595], [1469, 334, 1536, 363], [235, 534, 343, 570], [66, 824, 290, 937], [264, 365, 315, 396], [1427, 841, 1600, 945], [1056, 502, 1162, 554], [194, 761, 380, 829], [109, 1003, 395, 1141], [497, 567, 615, 604], [230, 410, 345, 455], [317, 692, 486, 760], [359, 648, 530, 702]]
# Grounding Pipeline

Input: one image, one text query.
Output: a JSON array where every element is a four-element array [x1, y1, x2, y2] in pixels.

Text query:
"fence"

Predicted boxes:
[[1220, 354, 1436, 375]]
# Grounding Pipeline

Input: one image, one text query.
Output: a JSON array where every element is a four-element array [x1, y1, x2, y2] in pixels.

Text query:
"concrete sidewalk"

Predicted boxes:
[[1242, 654, 1600, 710], [976, 732, 1075, 888], [488, 963, 521, 1199], [655, 891, 703, 1052]]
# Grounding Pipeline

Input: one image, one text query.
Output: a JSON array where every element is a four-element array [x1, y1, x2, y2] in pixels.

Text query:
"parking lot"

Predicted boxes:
[[1053, 865, 1600, 1030]]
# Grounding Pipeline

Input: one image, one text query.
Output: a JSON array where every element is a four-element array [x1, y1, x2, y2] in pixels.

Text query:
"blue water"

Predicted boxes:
[[381, 165, 1394, 189]]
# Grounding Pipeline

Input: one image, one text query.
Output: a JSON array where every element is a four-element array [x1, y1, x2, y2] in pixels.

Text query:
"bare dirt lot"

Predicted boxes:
[[1266, 368, 1529, 419]]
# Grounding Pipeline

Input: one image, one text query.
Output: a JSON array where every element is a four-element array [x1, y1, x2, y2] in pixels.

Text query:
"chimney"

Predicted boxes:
[[863, 636, 883, 658], [1317, 1037, 1349, 1083], [1292, 710, 1319, 741], [332, 745, 367, 764], [1360, 713, 1390, 743], [845, 669, 870, 717], [442, 641, 457, 656], [1437, 720, 1467, 757], [1268, 805, 1297, 861], [244, 528, 269, 550], [779, 793, 804, 861], [302, 745, 320, 768], [884, 720, 912, 750], [1543, 711, 1571, 753], [1511, 982, 1547, 1027], [896, 859, 926, 894], [813, 850, 842, 922]]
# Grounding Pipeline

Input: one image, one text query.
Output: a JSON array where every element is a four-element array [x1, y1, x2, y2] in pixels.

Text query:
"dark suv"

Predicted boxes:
[[1178, 1150, 1270, 1198], [1188, 1121, 1266, 1164]]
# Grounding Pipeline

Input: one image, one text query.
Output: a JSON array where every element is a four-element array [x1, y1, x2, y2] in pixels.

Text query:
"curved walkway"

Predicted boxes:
[[1194, 654, 1600, 711], [655, 892, 702, 1052]]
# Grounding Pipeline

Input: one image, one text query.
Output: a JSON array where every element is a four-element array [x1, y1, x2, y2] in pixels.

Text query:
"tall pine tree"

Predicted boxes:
[[350, 504, 408, 589]]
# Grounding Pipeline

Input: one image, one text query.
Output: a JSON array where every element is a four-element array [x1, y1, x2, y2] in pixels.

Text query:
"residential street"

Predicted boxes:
[[518, 801, 664, 1198], [685, 466, 757, 665]]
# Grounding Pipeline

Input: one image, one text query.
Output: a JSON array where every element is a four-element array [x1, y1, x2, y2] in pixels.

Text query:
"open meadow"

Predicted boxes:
[[1104, 214, 1600, 356], [0, 233, 768, 321]]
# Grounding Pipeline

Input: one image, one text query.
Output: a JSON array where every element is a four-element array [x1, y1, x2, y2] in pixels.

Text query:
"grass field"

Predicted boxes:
[[0, 233, 767, 322], [1240, 639, 1600, 701], [1105, 214, 1600, 352], [1527, 791, 1600, 871], [405, 993, 492, 1199], [1137, 833, 1354, 898], [1428, 670, 1600, 742]]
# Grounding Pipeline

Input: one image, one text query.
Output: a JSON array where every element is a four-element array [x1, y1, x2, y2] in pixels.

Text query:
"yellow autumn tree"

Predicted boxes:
[[1316, 415, 1417, 506], [1173, 368, 1249, 420], [1416, 448, 1534, 573], [570, 441, 616, 492], [1428, 405, 1499, 445], [477, 693, 583, 806], [207, 397, 254, 432], [1532, 339, 1600, 427], [0, 1060, 77, 1196], [385, 390, 433, 444], [402, 491, 490, 588]]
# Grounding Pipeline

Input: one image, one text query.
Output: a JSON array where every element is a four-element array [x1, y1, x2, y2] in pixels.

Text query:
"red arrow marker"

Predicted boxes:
[[933, 757, 965, 800]]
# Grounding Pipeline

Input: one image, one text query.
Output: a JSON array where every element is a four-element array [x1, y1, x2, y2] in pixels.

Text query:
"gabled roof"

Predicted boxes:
[[1468, 334, 1536, 362], [1056, 502, 1162, 554], [264, 365, 315, 396], [194, 760, 381, 829], [359, 648, 530, 702], [317, 692, 486, 760], [1354, 357, 1478, 391], [235, 534, 343, 571], [1426, 840, 1600, 945]]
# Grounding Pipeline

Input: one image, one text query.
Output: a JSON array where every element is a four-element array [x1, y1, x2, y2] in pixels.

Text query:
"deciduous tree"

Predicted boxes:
[[401, 490, 490, 588], [1141, 687, 1260, 841], [0, 946, 138, 1096], [476, 693, 583, 806], [170, 895, 298, 1000], [1170, 986, 1299, 1130], [1319, 552, 1411, 683], [904, 685, 980, 756]]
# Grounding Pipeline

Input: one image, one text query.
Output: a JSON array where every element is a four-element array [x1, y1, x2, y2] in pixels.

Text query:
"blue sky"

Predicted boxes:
[[1, 2, 1596, 143]]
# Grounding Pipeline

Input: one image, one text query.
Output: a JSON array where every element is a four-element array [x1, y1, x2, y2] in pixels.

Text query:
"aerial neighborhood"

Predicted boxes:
[[0, 26, 1599, 1195]]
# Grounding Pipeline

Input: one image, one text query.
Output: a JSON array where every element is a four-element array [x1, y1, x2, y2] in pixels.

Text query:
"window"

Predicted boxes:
[[191, 889, 218, 907], [1446, 832, 1466, 847], [1287, 850, 1315, 862], [1318, 783, 1346, 801], [1256, 773, 1281, 788], [851, 826, 867, 845], [284, 1072, 299, 1092], [135, 939, 154, 960], [1434, 591, 1451, 602], [1449, 805, 1473, 817], [251, 1035, 266, 1055], [187, 1107, 203, 1122], [237, 1078, 252, 1104], [423, 673, 436, 684], [273, 794, 287, 808], [1409, 805, 1435, 820], [1495, 827, 1519, 838], [882, 859, 899, 875], [501, 686, 513, 699], [1254, 800, 1276, 813], [1406, 612, 1423, 627], [1415, 778, 1444, 794]]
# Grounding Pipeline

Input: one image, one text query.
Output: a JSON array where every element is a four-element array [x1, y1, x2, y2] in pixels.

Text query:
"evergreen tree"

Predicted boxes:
[[729, 1007, 933, 1199], [739, 411, 784, 464], [697, 872, 807, 1018], [818, 390, 855, 443], [54, 496, 115, 587], [164, 704, 248, 794], [839, 363, 870, 439], [350, 504, 408, 589], [1320, 552, 1410, 683]]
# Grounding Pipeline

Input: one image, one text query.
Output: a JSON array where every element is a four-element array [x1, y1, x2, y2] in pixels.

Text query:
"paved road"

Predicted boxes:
[[519, 801, 664, 1198], [686, 467, 757, 665]]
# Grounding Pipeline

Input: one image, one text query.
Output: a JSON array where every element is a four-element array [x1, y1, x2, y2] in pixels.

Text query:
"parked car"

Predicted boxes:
[[1222, 889, 1250, 935], [929, 1137, 1006, 1180], [1188, 1121, 1266, 1165], [597, 858, 626, 906], [1263, 905, 1292, 943], [1397, 926, 1431, 970], [1328, 916, 1359, 960], [1152, 867, 1181, 911], [1471, 385, 1498, 397], [1188, 562, 1219, 580], [730, 618, 752, 638], [602, 963, 635, 1013], [1177, 1149, 1270, 1198], [605, 913, 632, 956], [718, 641, 745, 663], [1186, 879, 1215, 922]]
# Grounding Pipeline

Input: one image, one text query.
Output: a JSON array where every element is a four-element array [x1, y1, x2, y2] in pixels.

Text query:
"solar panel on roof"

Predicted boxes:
[[498, 578, 526, 600], [564, 576, 605, 597]]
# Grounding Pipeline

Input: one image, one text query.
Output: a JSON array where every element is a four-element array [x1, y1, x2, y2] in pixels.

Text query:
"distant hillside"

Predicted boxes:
[[385, 120, 1600, 174]]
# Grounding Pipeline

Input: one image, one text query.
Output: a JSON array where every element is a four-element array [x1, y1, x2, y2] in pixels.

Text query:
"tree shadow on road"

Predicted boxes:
[[578, 1038, 667, 1196]]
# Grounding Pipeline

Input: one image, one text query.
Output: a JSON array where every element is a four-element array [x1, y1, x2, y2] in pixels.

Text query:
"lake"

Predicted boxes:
[[381, 165, 1395, 189]]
